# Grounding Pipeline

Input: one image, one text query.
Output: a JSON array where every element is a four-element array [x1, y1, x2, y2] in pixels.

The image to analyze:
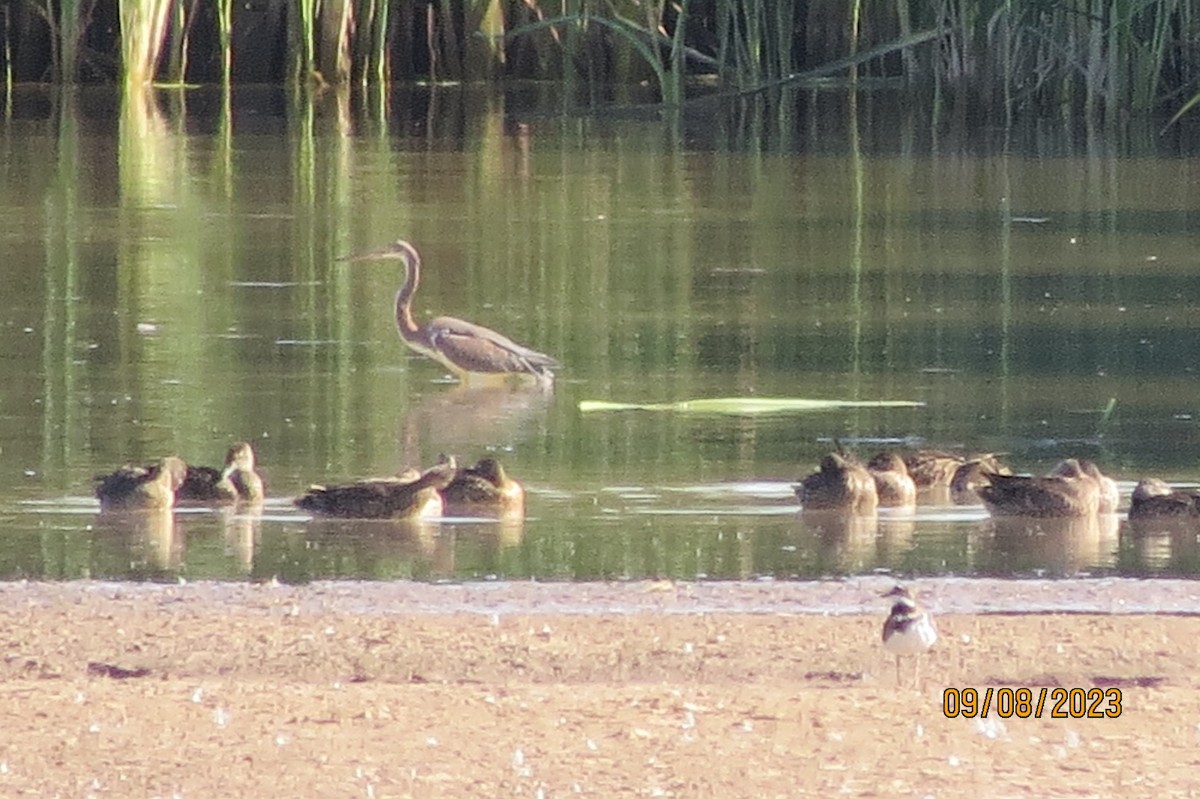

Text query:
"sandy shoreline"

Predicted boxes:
[[3, 575, 1199, 615], [2, 579, 1198, 797]]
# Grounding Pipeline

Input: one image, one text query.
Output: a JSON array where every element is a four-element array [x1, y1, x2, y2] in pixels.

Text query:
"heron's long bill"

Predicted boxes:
[[337, 243, 405, 262]]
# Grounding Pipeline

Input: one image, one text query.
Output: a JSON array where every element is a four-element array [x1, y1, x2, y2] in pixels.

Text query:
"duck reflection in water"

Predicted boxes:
[[92, 507, 180, 574], [177, 442, 265, 504], [984, 514, 1120, 576], [300, 517, 457, 577], [339, 239, 560, 386], [95, 456, 188, 511], [295, 456, 457, 520], [218, 503, 264, 575], [798, 510, 879, 575]]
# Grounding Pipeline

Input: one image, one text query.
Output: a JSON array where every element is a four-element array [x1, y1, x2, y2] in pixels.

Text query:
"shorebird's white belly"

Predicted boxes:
[[884, 616, 938, 655]]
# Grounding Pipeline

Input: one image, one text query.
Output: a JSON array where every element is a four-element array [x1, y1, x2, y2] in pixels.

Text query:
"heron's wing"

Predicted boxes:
[[428, 316, 561, 375]]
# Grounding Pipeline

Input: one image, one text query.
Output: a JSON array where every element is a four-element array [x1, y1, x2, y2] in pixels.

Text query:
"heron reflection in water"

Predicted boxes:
[[398, 381, 552, 471], [340, 239, 561, 384]]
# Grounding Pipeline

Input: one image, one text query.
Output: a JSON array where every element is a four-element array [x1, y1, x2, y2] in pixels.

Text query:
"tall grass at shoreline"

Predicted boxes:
[[1, 0, 1197, 119], [118, 0, 173, 87]]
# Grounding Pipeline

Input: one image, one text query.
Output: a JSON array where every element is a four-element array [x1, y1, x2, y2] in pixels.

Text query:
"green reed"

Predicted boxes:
[[118, 0, 173, 86], [216, 0, 233, 85], [4, 0, 1200, 121]]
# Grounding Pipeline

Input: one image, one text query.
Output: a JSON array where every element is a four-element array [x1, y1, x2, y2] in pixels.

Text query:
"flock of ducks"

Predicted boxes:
[[98, 442, 1200, 523], [94, 443, 525, 521], [794, 447, 1193, 521]]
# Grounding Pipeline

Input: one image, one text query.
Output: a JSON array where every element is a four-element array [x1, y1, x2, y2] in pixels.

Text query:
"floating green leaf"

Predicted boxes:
[[579, 398, 925, 415]]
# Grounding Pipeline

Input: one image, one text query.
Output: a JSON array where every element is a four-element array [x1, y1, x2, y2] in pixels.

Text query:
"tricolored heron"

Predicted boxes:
[[96, 456, 188, 511], [340, 240, 561, 382], [177, 442, 265, 504]]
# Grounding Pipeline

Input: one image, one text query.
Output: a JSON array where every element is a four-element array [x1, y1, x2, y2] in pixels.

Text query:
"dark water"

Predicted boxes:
[[2, 85, 1199, 583]]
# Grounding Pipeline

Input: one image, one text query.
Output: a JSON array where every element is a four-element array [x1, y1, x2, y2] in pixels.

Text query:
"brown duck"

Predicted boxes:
[[1128, 478, 1200, 519], [295, 456, 457, 520], [95, 456, 189, 511], [901, 450, 965, 490], [795, 452, 878, 514], [866, 452, 916, 507], [1063, 459, 1119, 514], [441, 457, 525, 516], [177, 442, 265, 503], [976, 458, 1100, 517], [949, 454, 1011, 505]]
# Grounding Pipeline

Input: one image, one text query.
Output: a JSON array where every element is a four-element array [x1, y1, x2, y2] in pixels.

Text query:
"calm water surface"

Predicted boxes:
[[2, 85, 1199, 583]]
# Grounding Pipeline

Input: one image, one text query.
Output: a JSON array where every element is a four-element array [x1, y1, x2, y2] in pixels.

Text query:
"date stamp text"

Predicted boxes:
[[943, 687, 1122, 719]]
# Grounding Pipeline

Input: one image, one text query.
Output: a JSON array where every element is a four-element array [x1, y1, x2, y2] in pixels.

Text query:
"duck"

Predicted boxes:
[[794, 452, 878, 514], [1127, 478, 1200, 519], [177, 442, 265, 503], [901, 450, 965, 490], [902, 450, 1011, 494], [1072, 459, 1120, 514], [866, 452, 916, 507], [95, 456, 189, 511], [294, 456, 457, 520], [441, 457, 525, 516], [976, 458, 1100, 517], [949, 454, 1011, 505]]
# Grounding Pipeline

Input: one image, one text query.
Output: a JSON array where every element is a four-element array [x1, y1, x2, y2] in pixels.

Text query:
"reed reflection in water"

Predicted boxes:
[[4, 85, 1200, 583]]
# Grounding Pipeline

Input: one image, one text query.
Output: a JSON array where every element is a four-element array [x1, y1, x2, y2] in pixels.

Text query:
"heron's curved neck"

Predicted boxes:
[[395, 244, 425, 342]]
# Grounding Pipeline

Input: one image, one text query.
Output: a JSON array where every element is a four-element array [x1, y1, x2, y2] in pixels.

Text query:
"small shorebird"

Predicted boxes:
[[177, 442, 265, 503], [881, 585, 938, 686], [95, 456, 189, 511], [794, 452, 878, 514], [867, 452, 917, 508], [295, 456, 457, 520], [441, 457, 525, 517]]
